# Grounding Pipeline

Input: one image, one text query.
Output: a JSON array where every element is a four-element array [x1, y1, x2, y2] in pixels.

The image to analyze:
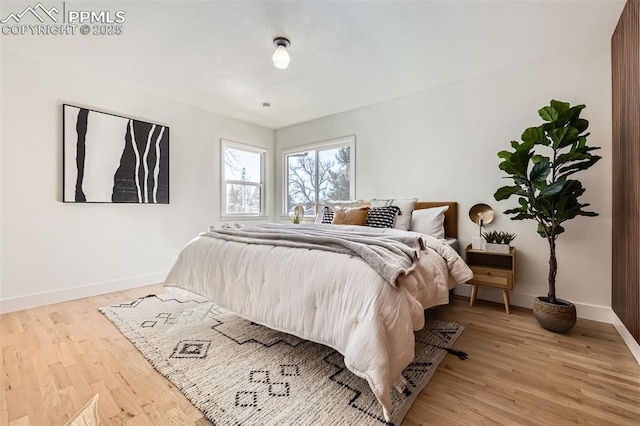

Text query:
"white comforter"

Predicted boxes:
[[164, 224, 473, 421]]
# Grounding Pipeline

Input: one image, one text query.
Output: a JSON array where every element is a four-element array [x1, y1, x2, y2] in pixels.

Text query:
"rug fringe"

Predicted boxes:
[[424, 342, 469, 360], [444, 347, 468, 360]]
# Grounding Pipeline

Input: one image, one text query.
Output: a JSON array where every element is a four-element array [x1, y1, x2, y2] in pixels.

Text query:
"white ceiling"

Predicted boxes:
[[1, 0, 626, 129]]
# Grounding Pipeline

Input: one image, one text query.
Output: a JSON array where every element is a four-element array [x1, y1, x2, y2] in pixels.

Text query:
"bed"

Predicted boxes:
[[164, 201, 473, 421]]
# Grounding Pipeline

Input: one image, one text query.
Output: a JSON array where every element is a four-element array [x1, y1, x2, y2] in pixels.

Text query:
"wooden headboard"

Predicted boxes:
[[415, 202, 458, 239]]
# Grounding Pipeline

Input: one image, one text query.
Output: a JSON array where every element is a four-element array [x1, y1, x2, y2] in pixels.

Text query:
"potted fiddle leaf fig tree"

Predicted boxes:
[[494, 100, 601, 333]]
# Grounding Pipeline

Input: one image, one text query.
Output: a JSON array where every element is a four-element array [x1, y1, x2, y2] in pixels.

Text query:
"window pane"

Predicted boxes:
[[286, 151, 316, 214], [284, 139, 353, 216], [225, 184, 261, 214], [318, 146, 350, 202], [224, 147, 261, 183]]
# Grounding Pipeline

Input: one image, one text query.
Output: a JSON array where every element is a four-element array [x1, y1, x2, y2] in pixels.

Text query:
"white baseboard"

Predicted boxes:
[[453, 284, 615, 323], [0, 271, 168, 314], [612, 313, 640, 366]]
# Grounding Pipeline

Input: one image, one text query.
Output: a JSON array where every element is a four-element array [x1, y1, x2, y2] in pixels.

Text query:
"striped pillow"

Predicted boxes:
[[365, 206, 401, 228], [321, 206, 334, 224]]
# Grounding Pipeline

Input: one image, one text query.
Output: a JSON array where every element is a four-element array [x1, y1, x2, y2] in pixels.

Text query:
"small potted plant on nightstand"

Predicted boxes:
[[291, 205, 304, 224], [482, 231, 516, 254], [291, 212, 302, 224], [493, 100, 601, 333]]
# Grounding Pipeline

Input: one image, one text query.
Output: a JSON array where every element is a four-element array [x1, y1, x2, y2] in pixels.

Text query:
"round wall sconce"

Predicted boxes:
[[469, 203, 494, 236]]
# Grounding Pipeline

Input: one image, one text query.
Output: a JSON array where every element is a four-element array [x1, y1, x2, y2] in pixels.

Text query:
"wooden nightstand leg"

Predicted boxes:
[[503, 290, 510, 314], [470, 285, 478, 307]]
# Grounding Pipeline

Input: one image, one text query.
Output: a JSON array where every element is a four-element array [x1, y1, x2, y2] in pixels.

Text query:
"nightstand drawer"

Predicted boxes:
[[469, 266, 513, 289]]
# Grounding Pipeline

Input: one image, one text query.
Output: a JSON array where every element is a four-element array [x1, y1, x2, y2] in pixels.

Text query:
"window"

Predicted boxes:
[[222, 140, 265, 216], [283, 136, 355, 215]]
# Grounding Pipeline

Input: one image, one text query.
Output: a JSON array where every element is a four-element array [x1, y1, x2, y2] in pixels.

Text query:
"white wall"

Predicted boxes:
[[275, 42, 613, 320], [0, 50, 274, 312]]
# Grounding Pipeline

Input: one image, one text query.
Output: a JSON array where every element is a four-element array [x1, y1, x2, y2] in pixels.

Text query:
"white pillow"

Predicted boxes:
[[325, 199, 363, 208], [314, 200, 363, 223], [370, 198, 417, 231], [410, 205, 449, 239]]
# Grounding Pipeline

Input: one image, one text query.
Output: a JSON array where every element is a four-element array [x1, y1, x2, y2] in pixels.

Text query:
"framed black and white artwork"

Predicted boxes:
[[63, 104, 169, 203]]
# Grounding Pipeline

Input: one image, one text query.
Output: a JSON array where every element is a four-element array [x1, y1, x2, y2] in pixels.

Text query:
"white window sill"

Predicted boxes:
[[279, 215, 316, 223], [220, 215, 269, 221]]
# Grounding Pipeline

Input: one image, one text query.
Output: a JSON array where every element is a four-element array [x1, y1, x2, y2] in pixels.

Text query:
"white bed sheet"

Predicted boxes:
[[442, 237, 460, 254]]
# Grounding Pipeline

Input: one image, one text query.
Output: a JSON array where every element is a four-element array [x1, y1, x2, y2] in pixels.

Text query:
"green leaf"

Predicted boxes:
[[547, 126, 580, 149], [521, 127, 547, 144], [536, 198, 553, 218], [555, 105, 585, 128], [539, 106, 559, 122], [558, 156, 601, 178], [550, 100, 570, 114], [556, 150, 588, 166], [560, 105, 585, 121], [574, 134, 594, 149], [541, 122, 555, 132], [580, 211, 598, 217], [537, 223, 550, 238], [519, 197, 528, 208], [576, 203, 599, 217], [499, 160, 523, 177], [504, 208, 535, 220], [497, 150, 512, 160], [539, 177, 566, 198], [499, 141, 534, 178], [494, 186, 522, 201], [530, 158, 550, 183], [556, 201, 580, 223], [571, 118, 589, 133], [517, 139, 535, 152], [558, 179, 584, 196], [555, 127, 580, 149], [504, 207, 524, 215], [549, 127, 569, 147], [555, 197, 569, 220]]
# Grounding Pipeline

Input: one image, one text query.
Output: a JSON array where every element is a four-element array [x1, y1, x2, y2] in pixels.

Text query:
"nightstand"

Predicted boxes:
[[465, 244, 516, 313]]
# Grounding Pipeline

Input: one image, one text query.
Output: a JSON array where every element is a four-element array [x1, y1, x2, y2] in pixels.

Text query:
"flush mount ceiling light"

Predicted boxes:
[[272, 37, 291, 69]]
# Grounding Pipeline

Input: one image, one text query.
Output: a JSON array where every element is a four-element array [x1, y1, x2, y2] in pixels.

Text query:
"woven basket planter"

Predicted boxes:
[[532, 297, 576, 333]]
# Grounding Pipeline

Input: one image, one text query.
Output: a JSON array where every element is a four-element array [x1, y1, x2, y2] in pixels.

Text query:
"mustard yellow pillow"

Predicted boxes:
[[331, 206, 370, 226]]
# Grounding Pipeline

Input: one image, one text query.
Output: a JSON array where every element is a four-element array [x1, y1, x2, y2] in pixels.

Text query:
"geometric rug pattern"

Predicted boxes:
[[100, 289, 464, 425]]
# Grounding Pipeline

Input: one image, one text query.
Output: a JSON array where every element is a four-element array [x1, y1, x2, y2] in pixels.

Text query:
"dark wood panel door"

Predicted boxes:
[[612, 0, 640, 343]]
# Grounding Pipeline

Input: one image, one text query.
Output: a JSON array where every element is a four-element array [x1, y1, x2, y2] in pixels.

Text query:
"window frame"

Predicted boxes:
[[221, 139, 267, 218], [281, 135, 356, 217]]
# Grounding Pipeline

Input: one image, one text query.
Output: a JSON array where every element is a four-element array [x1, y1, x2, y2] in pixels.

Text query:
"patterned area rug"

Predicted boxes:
[[100, 290, 464, 426]]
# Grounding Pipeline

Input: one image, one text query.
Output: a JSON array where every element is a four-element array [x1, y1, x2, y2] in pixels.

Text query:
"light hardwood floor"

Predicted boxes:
[[1, 285, 639, 425]]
